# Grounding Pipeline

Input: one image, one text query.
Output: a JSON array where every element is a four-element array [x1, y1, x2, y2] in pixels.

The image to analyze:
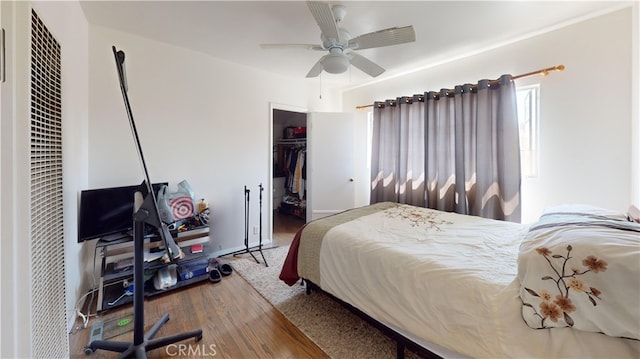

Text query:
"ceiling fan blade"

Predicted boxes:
[[307, 1, 342, 43], [306, 57, 325, 78], [260, 44, 324, 51], [348, 25, 415, 50], [349, 52, 385, 77]]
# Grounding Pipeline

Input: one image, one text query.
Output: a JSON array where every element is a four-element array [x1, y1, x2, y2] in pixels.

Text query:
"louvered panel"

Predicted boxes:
[[29, 9, 68, 358]]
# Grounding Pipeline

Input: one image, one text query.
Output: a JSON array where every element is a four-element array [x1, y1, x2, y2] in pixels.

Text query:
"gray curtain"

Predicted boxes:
[[370, 74, 521, 222]]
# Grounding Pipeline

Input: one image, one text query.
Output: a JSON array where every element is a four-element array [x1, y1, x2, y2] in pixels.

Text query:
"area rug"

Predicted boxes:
[[227, 246, 420, 359]]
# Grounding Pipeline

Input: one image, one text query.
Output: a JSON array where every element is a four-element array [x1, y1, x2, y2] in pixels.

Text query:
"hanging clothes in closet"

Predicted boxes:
[[283, 144, 306, 199]]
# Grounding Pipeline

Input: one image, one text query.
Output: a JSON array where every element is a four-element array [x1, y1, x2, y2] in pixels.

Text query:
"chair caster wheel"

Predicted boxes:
[[84, 346, 94, 355]]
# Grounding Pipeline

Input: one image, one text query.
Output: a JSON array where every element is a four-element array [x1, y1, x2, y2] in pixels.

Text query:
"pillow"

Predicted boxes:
[[541, 203, 628, 221], [628, 205, 640, 223], [517, 209, 640, 339]]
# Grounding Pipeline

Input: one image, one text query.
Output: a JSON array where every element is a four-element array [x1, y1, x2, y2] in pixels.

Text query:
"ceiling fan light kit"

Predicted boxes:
[[260, 1, 416, 78], [321, 51, 350, 74]]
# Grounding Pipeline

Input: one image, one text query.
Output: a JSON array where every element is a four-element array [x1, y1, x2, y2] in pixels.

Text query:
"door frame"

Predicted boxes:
[[268, 102, 308, 240]]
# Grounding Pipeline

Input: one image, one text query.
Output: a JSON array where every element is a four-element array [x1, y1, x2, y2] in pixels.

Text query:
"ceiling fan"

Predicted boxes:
[[260, 1, 416, 78]]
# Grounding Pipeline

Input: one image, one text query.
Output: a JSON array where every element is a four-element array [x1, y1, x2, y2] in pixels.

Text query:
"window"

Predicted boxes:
[[517, 85, 540, 178]]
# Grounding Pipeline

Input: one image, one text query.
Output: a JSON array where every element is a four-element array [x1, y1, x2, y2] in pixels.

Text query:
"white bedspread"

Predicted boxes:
[[317, 204, 640, 358]]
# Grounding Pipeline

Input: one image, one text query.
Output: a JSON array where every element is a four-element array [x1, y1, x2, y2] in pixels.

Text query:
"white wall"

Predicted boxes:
[[88, 25, 342, 260], [0, 2, 31, 356], [0, 1, 88, 356], [344, 7, 635, 223]]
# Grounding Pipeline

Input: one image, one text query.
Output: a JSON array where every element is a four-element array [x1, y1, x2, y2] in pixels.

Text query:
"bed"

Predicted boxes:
[[279, 202, 640, 358]]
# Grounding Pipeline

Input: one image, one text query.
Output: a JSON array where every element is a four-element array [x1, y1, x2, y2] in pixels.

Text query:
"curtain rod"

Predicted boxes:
[[355, 64, 565, 110]]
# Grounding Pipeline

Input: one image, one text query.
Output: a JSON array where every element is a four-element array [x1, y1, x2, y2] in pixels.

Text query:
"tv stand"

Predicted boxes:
[[95, 226, 212, 312]]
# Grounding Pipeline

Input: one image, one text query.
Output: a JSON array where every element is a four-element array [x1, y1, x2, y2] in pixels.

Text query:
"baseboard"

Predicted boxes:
[[212, 239, 274, 258]]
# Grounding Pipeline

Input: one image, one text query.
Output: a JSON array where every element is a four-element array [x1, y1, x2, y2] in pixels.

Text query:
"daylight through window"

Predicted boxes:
[[516, 85, 540, 178]]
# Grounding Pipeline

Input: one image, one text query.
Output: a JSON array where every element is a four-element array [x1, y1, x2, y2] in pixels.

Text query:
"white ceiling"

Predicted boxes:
[[80, 1, 629, 88]]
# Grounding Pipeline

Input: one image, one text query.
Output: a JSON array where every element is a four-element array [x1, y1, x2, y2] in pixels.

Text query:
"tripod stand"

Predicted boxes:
[[221, 183, 277, 267], [86, 193, 202, 357], [86, 46, 202, 358]]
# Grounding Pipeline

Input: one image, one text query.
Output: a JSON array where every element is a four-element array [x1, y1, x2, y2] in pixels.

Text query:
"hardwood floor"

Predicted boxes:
[[68, 212, 316, 358], [271, 209, 306, 247]]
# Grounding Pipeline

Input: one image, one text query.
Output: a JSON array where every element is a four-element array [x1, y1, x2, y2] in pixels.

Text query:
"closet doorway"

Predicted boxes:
[[271, 105, 307, 246]]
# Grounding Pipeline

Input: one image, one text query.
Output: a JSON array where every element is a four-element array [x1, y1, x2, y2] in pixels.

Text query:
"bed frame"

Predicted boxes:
[[303, 279, 443, 359]]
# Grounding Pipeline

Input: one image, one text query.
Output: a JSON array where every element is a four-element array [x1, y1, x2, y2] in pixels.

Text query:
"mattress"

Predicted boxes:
[[280, 202, 640, 358]]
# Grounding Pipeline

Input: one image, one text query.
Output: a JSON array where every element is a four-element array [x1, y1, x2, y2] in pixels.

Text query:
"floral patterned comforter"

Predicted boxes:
[[518, 211, 640, 340], [279, 203, 640, 358]]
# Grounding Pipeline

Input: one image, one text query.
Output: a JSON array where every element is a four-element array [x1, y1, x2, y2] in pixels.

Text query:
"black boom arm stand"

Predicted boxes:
[[220, 183, 277, 267], [86, 46, 202, 358]]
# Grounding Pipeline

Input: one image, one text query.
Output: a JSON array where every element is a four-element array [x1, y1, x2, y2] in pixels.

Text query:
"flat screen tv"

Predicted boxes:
[[77, 182, 167, 242]]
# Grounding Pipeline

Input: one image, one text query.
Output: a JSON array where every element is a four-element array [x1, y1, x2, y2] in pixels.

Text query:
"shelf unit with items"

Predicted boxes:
[[95, 226, 213, 312]]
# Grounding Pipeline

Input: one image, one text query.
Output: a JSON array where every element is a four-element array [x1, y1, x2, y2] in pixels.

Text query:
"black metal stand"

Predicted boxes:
[[85, 46, 202, 358], [86, 198, 202, 358], [220, 184, 277, 267]]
